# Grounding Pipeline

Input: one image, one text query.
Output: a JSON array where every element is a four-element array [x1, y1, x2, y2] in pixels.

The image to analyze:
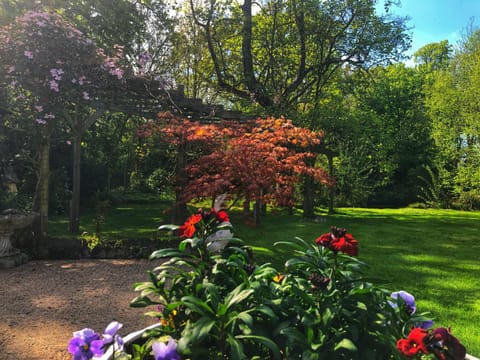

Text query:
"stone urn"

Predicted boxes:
[[0, 209, 37, 269]]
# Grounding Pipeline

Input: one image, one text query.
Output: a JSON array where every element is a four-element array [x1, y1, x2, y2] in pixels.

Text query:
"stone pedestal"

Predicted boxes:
[[0, 211, 37, 269]]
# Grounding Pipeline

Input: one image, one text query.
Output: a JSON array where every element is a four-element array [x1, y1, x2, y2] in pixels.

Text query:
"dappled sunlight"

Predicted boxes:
[[0, 259, 158, 359], [0, 319, 74, 360], [32, 294, 70, 309]]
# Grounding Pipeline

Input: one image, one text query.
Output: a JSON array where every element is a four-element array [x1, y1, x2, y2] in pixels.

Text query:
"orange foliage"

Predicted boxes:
[[138, 112, 332, 208]]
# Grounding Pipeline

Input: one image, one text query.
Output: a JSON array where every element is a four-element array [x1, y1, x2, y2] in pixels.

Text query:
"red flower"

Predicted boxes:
[[330, 232, 358, 256], [315, 227, 358, 256], [397, 328, 430, 358], [315, 233, 332, 247], [397, 338, 422, 357], [214, 209, 229, 223], [178, 213, 202, 238]]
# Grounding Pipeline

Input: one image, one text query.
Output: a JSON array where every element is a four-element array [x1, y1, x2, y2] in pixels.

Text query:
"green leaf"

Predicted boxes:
[[255, 305, 277, 319], [226, 333, 245, 360], [129, 296, 158, 308], [334, 338, 358, 352], [147, 270, 158, 285], [236, 335, 281, 359], [181, 296, 215, 316], [356, 301, 368, 311], [149, 248, 184, 260], [234, 311, 253, 326], [225, 285, 254, 310], [188, 316, 216, 342], [158, 224, 179, 231]]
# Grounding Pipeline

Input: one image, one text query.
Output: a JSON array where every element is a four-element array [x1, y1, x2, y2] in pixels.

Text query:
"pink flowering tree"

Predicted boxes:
[[0, 11, 125, 240]]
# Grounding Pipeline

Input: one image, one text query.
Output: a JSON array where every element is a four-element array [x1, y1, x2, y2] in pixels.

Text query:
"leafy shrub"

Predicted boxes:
[[126, 207, 465, 359], [68, 205, 467, 360]]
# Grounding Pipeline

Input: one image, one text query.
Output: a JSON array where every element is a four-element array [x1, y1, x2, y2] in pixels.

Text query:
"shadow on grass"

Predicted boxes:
[[235, 208, 480, 355]]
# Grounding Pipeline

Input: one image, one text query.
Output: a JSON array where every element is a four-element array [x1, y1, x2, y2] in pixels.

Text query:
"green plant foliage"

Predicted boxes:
[[127, 208, 445, 360]]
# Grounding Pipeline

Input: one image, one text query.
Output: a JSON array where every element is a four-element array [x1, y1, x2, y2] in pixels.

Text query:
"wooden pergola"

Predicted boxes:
[[111, 78, 254, 122]]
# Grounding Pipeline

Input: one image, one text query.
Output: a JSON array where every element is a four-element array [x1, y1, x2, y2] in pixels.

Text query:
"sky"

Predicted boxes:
[[377, 0, 480, 59]]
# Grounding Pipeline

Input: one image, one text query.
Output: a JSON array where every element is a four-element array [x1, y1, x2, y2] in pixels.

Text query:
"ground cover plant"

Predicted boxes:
[[51, 199, 480, 355]]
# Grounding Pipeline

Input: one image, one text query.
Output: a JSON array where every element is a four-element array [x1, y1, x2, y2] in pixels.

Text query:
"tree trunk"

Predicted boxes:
[[33, 128, 50, 254], [172, 143, 188, 224], [327, 153, 335, 214], [302, 155, 316, 219], [69, 133, 81, 233], [66, 107, 104, 234], [302, 174, 315, 219], [253, 199, 262, 226]]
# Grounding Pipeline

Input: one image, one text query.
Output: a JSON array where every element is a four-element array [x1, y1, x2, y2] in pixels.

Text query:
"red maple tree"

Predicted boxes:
[[138, 113, 332, 221]]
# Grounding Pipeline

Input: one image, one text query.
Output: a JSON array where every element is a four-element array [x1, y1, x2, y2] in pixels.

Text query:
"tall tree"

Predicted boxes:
[[188, 0, 410, 112], [0, 11, 124, 240], [357, 64, 433, 206], [426, 29, 480, 208], [414, 40, 452, 72], [185, 0, 410, 216]]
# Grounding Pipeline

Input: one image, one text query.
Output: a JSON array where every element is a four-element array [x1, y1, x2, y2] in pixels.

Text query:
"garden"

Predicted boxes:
[[1, 1, 480, 359], [63, 200, 480, 359]]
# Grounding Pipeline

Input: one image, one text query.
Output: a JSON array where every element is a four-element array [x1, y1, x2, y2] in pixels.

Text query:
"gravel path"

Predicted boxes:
[[0, 259, 161, 360]]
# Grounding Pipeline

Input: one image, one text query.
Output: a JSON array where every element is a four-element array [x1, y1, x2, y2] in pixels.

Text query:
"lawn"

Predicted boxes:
[[49, 203, 480, 355], [234, 207, 480, 355]]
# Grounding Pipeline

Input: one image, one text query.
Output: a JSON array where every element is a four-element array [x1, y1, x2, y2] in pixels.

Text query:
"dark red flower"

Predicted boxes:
[[178, 213, 202, 238], [429, 327, 466, 360], [309, 273, 330, 290], [397, 328, 430, 358], [315, 227, 358, 256]]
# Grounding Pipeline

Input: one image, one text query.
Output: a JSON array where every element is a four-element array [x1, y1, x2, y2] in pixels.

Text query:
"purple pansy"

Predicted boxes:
[[102, 321, 124, 350], [67, 328, 101, 360], [389, 290, 416, 315], [416, 319, 434, 329], [68, 322, 123, 359], [152, 338, 181, 360]]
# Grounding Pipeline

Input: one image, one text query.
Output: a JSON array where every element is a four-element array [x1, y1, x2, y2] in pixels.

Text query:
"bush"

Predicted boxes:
[[126, 209, 464, 359], [68, 205, 467, 360]]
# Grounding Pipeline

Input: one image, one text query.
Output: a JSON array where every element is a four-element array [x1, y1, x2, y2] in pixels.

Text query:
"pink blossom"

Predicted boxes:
[[82, 91, 90, 100], [49, 80, 59, 92], [66, 140, 72, 145], [78, 76, 86, 85], [109, 67, 123, 79], [36, 118, 47, 125], [35, 105, 44, 112], [50, 68, 64, 81], [24, 50, 33, 59], [36, 20, 46, 27]]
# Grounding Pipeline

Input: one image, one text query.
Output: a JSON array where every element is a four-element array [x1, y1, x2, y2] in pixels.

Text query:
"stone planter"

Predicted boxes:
[[94, 321, 479, 360], [0, 210, 37, 269], [467, 355, 480, 360], [96, 323, 162, 360]]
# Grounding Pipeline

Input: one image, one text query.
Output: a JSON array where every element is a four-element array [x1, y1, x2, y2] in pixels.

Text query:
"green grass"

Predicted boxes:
[[234, 207, 480, 355], [49, 204, 480, 354], [49, 201, 172, 239]]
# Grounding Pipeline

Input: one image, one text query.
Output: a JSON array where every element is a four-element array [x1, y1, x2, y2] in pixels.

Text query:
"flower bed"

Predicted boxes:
[[67, 204, 472, 359]]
